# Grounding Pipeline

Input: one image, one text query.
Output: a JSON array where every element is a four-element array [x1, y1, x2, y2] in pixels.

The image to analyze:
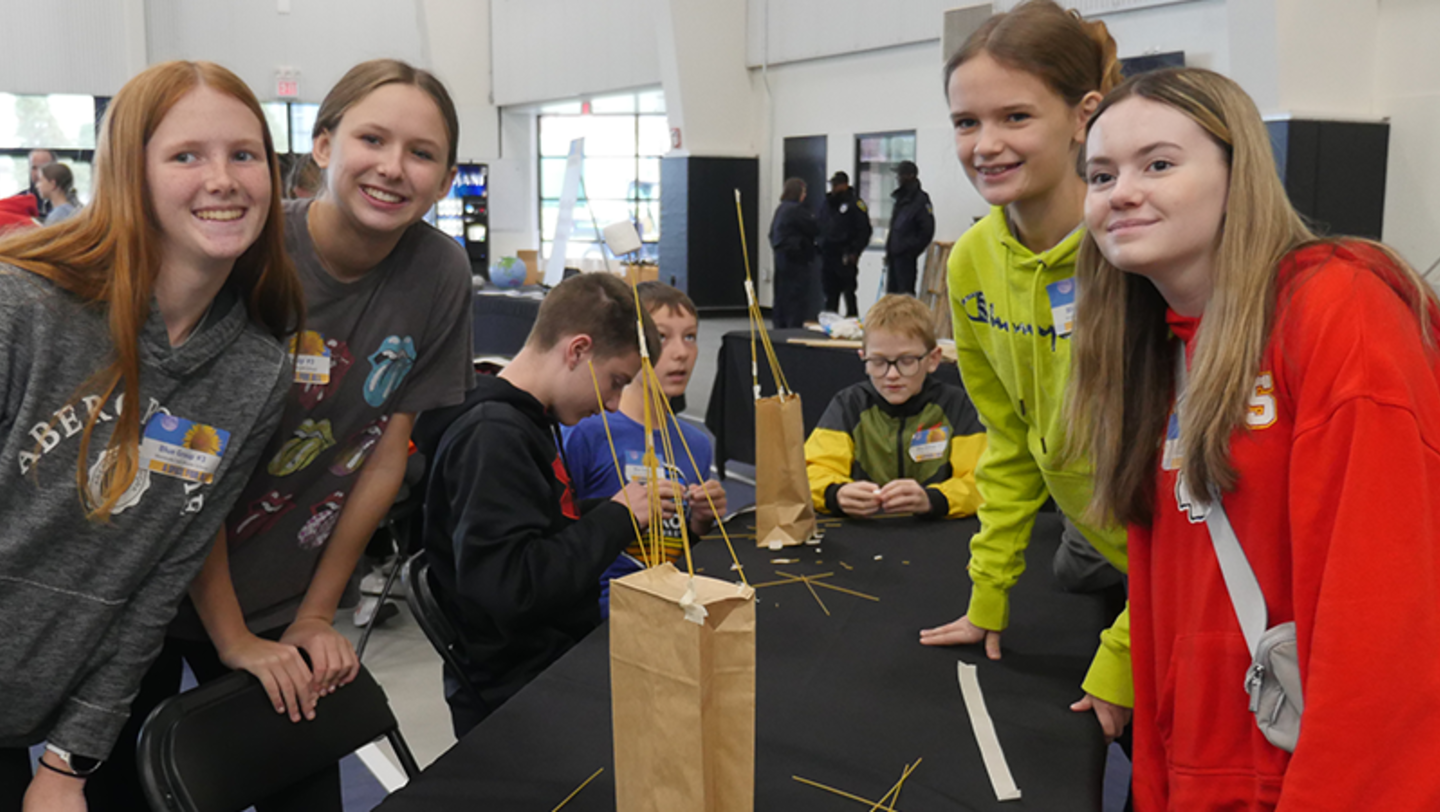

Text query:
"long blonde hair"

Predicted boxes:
[[1066, 67, 1436, 526], [0, 61, 303, 519]]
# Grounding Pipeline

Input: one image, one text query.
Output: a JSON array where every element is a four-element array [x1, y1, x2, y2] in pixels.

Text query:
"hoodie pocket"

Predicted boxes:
[[1156, 632, 1288, 803]]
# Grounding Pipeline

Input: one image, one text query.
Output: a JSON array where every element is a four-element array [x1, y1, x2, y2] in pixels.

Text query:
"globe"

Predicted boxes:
[[489, 256, 528, 288]]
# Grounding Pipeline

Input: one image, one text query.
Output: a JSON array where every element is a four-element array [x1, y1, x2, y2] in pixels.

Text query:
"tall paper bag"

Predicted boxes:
[[610, 564, 756, 812], [754, 392, 817, 548]]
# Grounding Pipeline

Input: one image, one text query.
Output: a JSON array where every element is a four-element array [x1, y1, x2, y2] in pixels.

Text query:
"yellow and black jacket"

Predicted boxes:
[[804, 377, 985, 519]]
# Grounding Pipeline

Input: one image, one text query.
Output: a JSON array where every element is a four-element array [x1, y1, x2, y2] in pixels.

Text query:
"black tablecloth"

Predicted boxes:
[[704, 329, 963, 475], [376, 513, 1113, 811], [472, 288, 545, 358]]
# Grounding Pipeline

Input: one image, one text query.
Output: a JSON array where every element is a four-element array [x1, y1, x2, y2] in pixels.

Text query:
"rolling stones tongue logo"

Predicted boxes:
[[298, 491, 347, 550], [364, 335, 417, 408], [298, 339, 354, 409], [231, 489, 297, 543], [267, 418, 336, 477], [329, 415, 390, 477]]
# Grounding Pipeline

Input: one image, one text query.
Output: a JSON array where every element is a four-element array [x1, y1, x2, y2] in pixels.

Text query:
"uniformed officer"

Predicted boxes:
[[818, 171, 872, 317], [884, 160, 935, 295]]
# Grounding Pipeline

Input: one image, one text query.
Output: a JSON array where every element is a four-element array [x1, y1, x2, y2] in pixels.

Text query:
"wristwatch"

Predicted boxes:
[[43, 743, 103, 777]]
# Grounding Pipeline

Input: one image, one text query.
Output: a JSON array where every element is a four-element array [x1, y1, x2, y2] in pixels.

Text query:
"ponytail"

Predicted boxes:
[[944, 0, 1121, 106]]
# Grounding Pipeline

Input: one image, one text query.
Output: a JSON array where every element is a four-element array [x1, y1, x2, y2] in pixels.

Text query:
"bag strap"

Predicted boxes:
[[1175, 345, 1269, 655]]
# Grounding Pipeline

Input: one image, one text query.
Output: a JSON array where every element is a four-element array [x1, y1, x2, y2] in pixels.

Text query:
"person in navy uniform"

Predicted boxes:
[[818, 171, 872, 317], [884, 160, 935, 295]]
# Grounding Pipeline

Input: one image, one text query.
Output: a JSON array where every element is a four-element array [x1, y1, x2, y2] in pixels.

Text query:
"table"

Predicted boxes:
[[472, 287, 545, 358], [376, 512, 1116, 811], [704, 329, 964, 475]]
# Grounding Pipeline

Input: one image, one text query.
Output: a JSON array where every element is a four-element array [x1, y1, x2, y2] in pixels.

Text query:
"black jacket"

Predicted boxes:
[[423, 375, 634, 713], [885, 180, 935, 262], [769, 199, 820, 264], [819, 189, 873, 256]]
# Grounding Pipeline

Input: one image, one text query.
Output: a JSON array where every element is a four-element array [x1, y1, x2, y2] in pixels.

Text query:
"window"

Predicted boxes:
[[538, 90, 666, 262], [855, 130, 917, 248], [0, 93, 103, 201]]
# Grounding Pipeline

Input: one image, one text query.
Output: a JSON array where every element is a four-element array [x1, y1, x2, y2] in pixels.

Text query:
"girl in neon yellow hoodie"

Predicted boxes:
[[918, 0, 1133, 741]]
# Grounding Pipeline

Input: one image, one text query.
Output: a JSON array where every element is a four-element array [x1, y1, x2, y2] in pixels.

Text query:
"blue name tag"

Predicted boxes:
[[1045, 278, 1077, 338]]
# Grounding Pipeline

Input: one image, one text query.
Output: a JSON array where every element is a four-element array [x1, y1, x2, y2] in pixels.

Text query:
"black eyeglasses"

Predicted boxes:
[[862, 355, 924, 376]]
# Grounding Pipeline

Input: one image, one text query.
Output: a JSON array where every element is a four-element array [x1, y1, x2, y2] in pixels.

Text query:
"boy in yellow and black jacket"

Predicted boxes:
[[805, 295, 985, 519]]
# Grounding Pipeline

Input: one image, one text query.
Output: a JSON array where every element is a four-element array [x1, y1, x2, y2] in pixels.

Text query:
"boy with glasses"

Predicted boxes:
[[805, 295, 985, 519]]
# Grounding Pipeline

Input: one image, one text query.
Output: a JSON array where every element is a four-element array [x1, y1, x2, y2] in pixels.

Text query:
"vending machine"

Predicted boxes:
[[431, 162, 488, 274]]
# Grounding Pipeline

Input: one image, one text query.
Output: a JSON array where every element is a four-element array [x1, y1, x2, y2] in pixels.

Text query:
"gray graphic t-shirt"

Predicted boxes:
[[173, 198, 475, 637]]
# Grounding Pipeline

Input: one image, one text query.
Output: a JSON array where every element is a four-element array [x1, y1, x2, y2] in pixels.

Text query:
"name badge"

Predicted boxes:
[[291, 330, 332, 385], [623, 449, 671, 485], [139, 414, 230, 483], [908, 424, 950, 462], [1045, 278, 1077, 338], [1161, 410, 1182, 471]]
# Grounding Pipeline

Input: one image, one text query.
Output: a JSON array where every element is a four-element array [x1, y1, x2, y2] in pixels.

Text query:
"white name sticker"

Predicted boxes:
[[1045, 278, 1077, 338], [908, 424, 951, 462], [291, 330, 332, 385], [138, 414, 230, 483]]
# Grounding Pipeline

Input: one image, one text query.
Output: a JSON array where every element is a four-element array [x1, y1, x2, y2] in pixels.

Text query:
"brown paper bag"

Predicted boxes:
[[610, 564, 757, 812], [754, 392, 817, 548]]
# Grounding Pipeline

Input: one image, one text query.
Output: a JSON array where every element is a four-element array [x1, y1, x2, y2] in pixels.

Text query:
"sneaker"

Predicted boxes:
[[353, 596, 400, 628]]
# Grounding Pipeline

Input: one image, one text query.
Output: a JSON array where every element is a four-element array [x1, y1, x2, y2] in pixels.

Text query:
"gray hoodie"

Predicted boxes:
[[0, 267, 290, 759]]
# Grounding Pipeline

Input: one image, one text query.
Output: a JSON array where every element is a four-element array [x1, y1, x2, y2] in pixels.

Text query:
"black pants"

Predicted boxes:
[[885, 253, 919, 295], [820, 248, 859, 317], [84, 628, 342, 812], [772, 253, 817, 329]]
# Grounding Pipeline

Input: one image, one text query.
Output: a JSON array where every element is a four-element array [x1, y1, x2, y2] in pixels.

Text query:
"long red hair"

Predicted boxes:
[[0, 61, 304, 519]]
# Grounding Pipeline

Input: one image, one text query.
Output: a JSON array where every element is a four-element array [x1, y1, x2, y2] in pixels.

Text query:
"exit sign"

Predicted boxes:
[[277, 78, 299, 98]]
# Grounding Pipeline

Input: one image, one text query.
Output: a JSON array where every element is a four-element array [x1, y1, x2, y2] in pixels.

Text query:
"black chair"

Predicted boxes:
[[137, 665, 419, 812], [400, 552, 484, 708]]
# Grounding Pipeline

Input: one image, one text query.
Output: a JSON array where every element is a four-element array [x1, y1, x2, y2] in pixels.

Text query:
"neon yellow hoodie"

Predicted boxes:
[[947, 207, 1131, 707]]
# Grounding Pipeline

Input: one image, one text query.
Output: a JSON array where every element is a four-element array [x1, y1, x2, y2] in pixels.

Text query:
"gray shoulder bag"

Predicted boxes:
[[1176, 346, 1303, 751]]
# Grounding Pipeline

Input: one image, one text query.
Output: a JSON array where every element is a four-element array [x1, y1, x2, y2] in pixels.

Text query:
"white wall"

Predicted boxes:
[[490, 0, 661, 107], [1376, 0, 1440, 272], [745, 0, 956, 67], [145, 0, 427, 106], [0, 0, 145, 95]]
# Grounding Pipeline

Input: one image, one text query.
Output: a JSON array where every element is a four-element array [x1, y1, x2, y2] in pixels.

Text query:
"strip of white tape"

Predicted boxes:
[[357, 742, 409, 793], [956, 662, 1022, 802]]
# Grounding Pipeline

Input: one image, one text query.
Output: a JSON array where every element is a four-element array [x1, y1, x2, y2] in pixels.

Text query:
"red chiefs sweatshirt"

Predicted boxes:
[[1129, 243, 1440, 811]]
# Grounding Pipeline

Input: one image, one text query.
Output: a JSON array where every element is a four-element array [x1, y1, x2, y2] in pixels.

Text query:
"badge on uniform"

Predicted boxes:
[[839, 203, 849, 214], [908, 423, 950, 462], [1045, 278, 1076, 338], [291, 330, 332, 385], [139, 413, 230, 483]]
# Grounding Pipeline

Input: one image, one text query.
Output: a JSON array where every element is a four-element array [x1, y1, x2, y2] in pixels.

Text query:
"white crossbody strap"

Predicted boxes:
[[1175, 345, 1270, 656]]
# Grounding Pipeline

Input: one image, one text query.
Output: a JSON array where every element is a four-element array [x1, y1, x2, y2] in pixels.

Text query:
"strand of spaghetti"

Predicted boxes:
[[735, 189, 790, 396], [892, 759, 921, 808], [550, 767, 604, 812], [870, 759, 921, 812], [799, 575, 830, 616], [587, 361, 646, 560], [791, 776, 900, 812], [809, 580, 881, 601], [646, 363, 693, 576], [646, 359, 748, 586]]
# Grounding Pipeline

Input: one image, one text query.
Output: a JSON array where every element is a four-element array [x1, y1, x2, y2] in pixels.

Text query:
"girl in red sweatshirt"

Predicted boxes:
[[1069, 67, 1440, 810]]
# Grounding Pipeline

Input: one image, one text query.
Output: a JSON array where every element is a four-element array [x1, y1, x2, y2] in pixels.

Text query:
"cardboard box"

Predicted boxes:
[[517, 249, 541, 285]]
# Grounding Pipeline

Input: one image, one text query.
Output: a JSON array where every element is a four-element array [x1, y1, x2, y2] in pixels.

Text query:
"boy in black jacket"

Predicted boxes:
[[423, 272, 667, 736]]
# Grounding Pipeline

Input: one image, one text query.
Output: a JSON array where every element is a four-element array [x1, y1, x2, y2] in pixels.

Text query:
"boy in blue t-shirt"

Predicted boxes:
[[563, 282, 727, 615]]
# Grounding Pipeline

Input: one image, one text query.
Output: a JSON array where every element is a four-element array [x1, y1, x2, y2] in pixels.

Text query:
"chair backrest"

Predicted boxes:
[[138, 664, 418, 812], [400, 552, 484, 705]]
